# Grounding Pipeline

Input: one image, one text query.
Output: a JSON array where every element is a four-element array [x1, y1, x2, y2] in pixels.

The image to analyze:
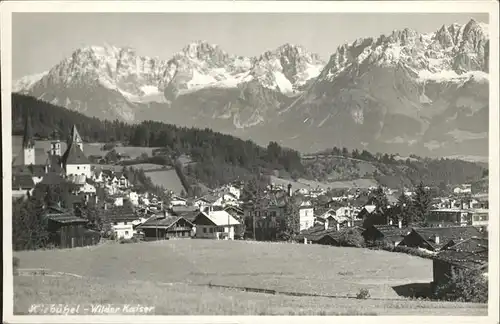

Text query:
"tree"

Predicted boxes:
[[369, 186, 389, 211], [412, 182, 432, 225], [397, 191, 412, 227], [12, 196, 49, 251], [338, 228, 364, 247], [434, 268, 488, 303], [279, 195, 300, 241], [341, 147, 350, 158]]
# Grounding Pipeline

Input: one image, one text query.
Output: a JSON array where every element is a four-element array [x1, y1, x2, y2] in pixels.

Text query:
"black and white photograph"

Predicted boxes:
[[1, 1, 498, 322]]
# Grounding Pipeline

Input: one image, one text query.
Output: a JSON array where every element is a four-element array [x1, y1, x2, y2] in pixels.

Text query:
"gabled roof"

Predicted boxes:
[[103, 205, 139, 223], [435, 250, 488, 270], [12, 174, 35, 189], [412, 226, 484, 249], [372, 225, 411, 238], [444, 237, 488, 254], [197, 210, 240, 226], [197, 194, 220, 203], [43, 207, 87, 224], [62, 142, 91, 165], [137, 215, 193, 229]]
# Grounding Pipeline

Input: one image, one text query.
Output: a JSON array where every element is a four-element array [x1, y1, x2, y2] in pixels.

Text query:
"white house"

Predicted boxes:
[[79, 182, 97, 194], [170, 195, 187, 207], [107, 205, 140, 240], [92, 170, 105, 183], [299, 200, 314, 231], [129, 191, 139, 206], [113, 197, 124, 207], [193, 208, 240, 240]]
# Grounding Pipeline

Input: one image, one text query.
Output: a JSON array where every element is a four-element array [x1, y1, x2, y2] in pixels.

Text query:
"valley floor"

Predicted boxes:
[[12, 240, 487, 316]]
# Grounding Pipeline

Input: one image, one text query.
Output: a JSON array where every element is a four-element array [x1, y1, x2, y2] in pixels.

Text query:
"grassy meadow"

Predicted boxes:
[[13, 240, 487, 315]]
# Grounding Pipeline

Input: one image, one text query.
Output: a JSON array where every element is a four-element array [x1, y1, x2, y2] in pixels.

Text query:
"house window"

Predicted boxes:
[[203, 228, 207, 233], [77, 166, 80, 170], [125, 231, 129, 235], [114, 222, 118, 225], [124, 222, 127, 225]]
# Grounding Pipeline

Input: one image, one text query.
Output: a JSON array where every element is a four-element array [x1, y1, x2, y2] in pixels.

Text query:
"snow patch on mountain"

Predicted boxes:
[[12, 71, 48, 92]]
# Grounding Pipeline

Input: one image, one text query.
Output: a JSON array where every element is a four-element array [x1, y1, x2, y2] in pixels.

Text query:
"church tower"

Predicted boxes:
[[22, 112, 36, 165], [50, 130, 62, 157], [68, 125, 84, 153]]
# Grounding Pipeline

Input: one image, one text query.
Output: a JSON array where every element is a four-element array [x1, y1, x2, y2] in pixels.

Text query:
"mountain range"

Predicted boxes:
[[13, 19, 489, 158]]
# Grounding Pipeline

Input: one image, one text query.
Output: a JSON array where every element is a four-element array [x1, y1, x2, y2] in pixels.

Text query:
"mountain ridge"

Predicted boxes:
[[13, 19, 489, 158]]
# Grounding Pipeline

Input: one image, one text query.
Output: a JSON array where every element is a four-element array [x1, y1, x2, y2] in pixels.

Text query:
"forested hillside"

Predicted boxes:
[[12, 93, 487, 190]]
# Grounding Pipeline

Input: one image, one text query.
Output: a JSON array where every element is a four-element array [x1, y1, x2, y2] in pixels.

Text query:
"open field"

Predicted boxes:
[[146, 169, 185, 194], [13, 240, 487, 315]]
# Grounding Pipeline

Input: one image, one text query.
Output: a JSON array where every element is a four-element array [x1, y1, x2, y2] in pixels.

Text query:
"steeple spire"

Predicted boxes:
[[68, 125, 83, 152], [22, 108, 35, 149]]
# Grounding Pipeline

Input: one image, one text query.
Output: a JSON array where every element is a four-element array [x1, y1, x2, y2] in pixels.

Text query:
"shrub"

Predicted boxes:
[[434, 268, 488, 303], [356, 288, 370, 299], [338, 228, 365, 248]]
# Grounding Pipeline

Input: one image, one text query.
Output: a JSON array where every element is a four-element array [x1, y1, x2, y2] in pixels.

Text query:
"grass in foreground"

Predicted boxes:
[[12, 240, 488, 315], [13, 276, 487, 316]]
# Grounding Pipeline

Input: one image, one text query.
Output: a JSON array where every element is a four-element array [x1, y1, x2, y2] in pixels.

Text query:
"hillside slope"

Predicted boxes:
[[12, 93, 486, 190]]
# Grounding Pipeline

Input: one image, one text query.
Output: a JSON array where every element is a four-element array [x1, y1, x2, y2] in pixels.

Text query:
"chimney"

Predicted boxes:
[[389, 219, 393, 226], [434, 235, 440, 245], [287, 184, 292, 197], [398, 219, 402, 229], [324, 220, 328, 231], [336, 223, 340, 231]]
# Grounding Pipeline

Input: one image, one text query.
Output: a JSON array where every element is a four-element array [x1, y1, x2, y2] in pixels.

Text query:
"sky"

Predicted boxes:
[[12, 12, 489, 80]]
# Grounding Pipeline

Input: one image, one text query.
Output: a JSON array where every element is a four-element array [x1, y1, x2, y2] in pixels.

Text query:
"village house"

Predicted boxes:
[[426, 208, 472, 227], [169, 195, 188, 207], [128, 191, 140, 206], [432, 237, 488, 290], [42, 205, 100, 249], [193, 207, 240, 240], [104, 205, 140, 240], [136, 214, 194, 240], [470, 208, 489, 229], [12, 174, 35, 200], [398, 226, 484, 252], [453, 184, 472, 195], [362, 221, 409, 247], [316, 208, 351, 231]]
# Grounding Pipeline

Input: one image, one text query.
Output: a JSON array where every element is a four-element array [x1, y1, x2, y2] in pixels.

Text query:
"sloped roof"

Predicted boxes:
[[445, 237, 488, 254], [43, 206, 87, 224], [413, 226, 484, 249], [373, 225, 411, 238], [62, 141, 90, 165], [12, 174, 35, 189], [435, 250, 488, 269], [199, 210, 240, 226], [69, 125, 83, 144], [138, 215, 193, 229], [197, 194, 220, 203], [103, 205, 138, 223], [40, 172, 65, 185]]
